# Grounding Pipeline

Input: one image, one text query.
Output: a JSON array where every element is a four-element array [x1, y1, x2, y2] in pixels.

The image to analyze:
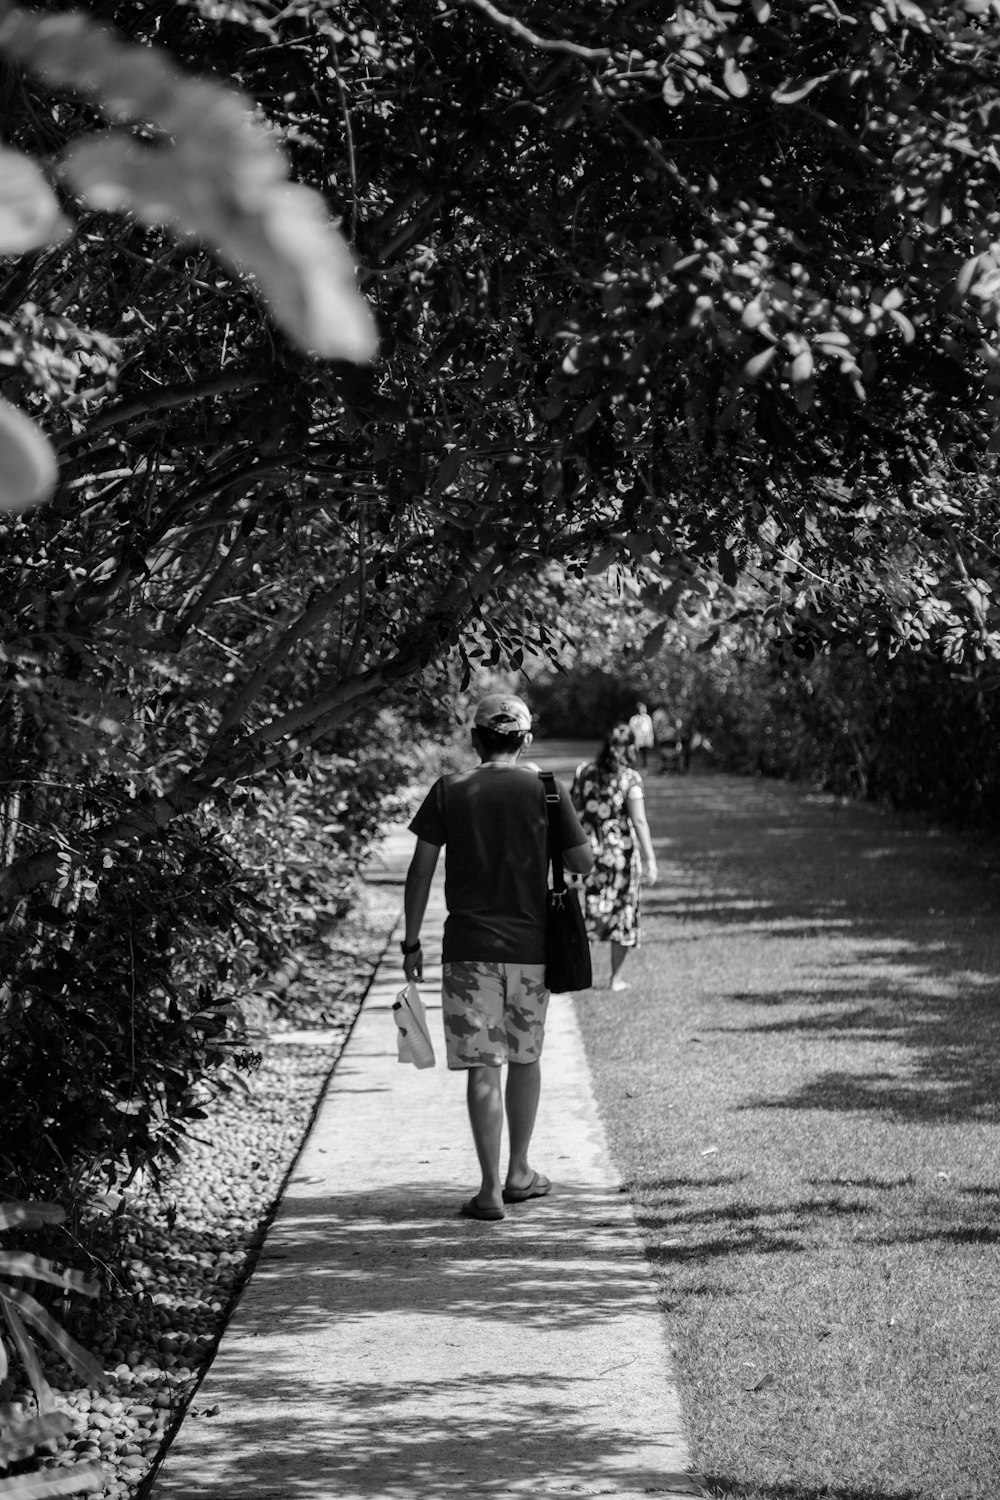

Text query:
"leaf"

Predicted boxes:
[[573, 396, 603, 434], [723, 57, 749, 98], [587, 543, 618, 575], [956, 255, 981, 298], [437, 448, 464, 489], [741, 300, 768, 331], [0, 148, 70, 254], [0, 1204, 65, 1232], [0, 6, 375, 359], [61, 138, 376, 362], [542, 460, 563, 500], [772, 73, 835, 105], [642, 620, 669, 658], [0, 1253, 99, 1298], [0, 1466, 105, 1499], [661, 577, 687, 615], [662, 72, 684, 107], [718, 543, 739, 585], [479, 358, 506, 391], [0, 1303, 55, 1415], [790, 349, 814, 383], [0, 1286, 104, 1386], [0, 398, 59, 515], [742, 347, 777, 380], [887, 308, 915, 342]]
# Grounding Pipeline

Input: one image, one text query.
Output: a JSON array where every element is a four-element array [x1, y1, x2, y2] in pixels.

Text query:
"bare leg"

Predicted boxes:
[[466, 1065, 504, 1210], [610, 940, 630, 991], [504, 1060, 541, 1191]]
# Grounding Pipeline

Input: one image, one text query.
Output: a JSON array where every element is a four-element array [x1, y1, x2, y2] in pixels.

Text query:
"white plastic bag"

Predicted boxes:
[[392, 982, 436, 1069]]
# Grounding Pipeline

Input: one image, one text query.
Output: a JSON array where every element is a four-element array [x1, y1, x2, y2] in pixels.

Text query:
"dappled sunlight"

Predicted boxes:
[[155, 1373, 694, 1498], [239, 1179, 661, 1333]]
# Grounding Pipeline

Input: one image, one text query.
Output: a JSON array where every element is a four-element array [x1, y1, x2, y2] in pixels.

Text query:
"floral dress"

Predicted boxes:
[[570, 762, 643, 948]]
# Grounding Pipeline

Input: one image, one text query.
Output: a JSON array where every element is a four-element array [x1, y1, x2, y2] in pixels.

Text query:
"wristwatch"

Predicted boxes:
[[400, 939, 421, 955]]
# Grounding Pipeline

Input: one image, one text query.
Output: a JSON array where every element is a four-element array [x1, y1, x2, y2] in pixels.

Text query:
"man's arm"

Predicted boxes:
[[552, 779, 594, 876], [555, 780, 593, 876], [403, 837, 441, 981], [563, 840, 594, 876]]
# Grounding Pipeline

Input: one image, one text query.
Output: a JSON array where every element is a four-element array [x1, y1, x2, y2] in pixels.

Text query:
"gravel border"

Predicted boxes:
[[8, 880, 401, 1500]]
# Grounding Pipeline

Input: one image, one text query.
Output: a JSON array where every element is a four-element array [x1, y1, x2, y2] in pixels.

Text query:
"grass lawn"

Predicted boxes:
[[572, 767, 1000, 1500]]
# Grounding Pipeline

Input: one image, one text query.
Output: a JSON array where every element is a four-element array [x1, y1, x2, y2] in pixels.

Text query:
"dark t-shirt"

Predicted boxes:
[[408, 763, 586, 963]]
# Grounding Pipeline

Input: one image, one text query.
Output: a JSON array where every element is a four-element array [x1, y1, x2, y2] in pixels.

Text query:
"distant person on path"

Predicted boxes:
[[628, 701, 655, 767], [571, 723, 658, 992], [402, 693, 593, 1222], [652, 707, 683, 774], [651, 705, 671, 756]]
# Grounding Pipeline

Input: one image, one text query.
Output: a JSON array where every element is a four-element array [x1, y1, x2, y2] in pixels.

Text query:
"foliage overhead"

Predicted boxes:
[[5, 0, 1000, 915], [0, 0, 376, 509]]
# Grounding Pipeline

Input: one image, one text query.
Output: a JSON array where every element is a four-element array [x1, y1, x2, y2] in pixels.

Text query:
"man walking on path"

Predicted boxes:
[[402, 693, 593, 1222]]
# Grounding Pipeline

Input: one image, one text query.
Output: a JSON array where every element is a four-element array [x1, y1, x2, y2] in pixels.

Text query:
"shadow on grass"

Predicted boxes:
[[624, 1174, 749, 1192], [815, 1175, 915, 1191], [624, 1170, 1000, 1266], [703, 1478, 919, 1500], [644, 1229, 804, 1264], [576, 773, 1000, 1500], [742, 1066, 1000, 1123], [630, 773, 1000, 1128], [632, 1194, 874, 1267]]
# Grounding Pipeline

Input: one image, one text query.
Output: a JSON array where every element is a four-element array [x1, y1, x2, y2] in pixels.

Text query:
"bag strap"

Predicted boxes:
[[539, 771, 567, 895]]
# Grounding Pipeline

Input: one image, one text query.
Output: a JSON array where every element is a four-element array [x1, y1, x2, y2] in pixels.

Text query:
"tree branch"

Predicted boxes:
[[457, 0, 612, 61], [172, 529, 249, 641], [207, 566, 365, 745], [56, 371, 264, 451], [328, 31, 360, 246], [0, 546, 521, 915]]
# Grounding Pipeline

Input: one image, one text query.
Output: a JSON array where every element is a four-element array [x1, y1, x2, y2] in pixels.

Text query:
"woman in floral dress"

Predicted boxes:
[[570, 723, 658, 991]]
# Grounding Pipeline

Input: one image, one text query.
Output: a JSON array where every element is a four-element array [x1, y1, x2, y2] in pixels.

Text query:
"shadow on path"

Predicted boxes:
[[155, 1179, 696, 1498]]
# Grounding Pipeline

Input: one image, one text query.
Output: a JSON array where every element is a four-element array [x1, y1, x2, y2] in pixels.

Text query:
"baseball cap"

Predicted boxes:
[[473, 693, 532, 732]]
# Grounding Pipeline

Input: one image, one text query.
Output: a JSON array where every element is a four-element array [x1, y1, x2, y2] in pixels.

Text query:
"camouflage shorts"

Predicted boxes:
[[441, 961, 549, 1070]]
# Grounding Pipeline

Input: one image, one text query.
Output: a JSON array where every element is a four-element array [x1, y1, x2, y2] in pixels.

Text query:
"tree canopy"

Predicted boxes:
[[5, 0, 1000, 913]]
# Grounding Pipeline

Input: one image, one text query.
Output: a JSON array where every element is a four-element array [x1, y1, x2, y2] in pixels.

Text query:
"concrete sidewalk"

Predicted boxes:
[[152, 811, 701, 1498]]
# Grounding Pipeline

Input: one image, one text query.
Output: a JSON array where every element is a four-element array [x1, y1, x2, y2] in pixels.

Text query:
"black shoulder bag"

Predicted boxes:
[[539, 771, 593, 993]]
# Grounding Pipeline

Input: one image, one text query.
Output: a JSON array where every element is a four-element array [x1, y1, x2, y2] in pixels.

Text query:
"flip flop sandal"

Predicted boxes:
[[459, 1197, 505, 1222], [502, 1173, 553, 1204]]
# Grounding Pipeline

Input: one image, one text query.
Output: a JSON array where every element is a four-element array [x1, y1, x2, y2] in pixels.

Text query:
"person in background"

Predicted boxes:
[[628, 701, 655, 768], [402, 693, 593, 1222], [570, 723, 658, 992], [652, 706, 680, 773], [651, 704, 671, 761]]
